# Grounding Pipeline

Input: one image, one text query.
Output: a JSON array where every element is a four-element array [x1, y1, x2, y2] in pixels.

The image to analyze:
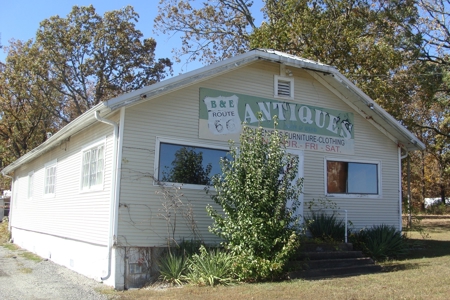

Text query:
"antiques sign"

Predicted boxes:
[[199, 88, 354, 154]]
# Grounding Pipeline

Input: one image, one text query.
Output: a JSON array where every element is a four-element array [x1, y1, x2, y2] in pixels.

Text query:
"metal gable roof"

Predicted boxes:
[[104, 49, 424, 151], [1, 49, 424, 175]]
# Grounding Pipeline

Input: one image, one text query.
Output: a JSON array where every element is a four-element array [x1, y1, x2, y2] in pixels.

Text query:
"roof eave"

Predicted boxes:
[[1, 103, 110, 176], [104, 49, 337, 110], [330, 72, 425, 152]]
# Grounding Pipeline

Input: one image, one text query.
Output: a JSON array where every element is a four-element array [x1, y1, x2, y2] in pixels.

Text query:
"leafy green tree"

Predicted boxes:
[[162, 147, 212, 185], [0, 41, 59, 161], [0, 5, 172, 176], [251, 0, 421, 111], [8, 5, 172, 125], [155, 0, 256, 65], [207, 118, 303, 281]]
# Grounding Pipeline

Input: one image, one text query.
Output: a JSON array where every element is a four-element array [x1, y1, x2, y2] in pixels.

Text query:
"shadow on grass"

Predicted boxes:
[[380, 238, 450, 274], [405, 239, 450, 259], [381, 262, 423, 273]]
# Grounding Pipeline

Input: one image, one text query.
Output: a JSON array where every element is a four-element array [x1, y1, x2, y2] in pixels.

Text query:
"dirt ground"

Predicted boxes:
[[0, 245, 114, 300]]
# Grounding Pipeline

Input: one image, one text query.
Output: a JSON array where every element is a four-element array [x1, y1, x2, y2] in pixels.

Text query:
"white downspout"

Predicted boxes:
[[95, 111, 119, 281], [399, 148, 408, 231]]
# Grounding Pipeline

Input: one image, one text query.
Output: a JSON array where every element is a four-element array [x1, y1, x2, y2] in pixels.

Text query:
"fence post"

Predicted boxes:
[[345, 210, 348, 243]]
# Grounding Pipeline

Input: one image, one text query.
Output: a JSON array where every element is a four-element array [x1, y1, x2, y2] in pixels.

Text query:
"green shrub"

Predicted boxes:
[[185, 245, 236, 286], [207, 117, 303, 281], [305, 211, 347, 242], [425, 202, 450, 215], [158, 251, 187, 285], [351, 224, 407, 261]]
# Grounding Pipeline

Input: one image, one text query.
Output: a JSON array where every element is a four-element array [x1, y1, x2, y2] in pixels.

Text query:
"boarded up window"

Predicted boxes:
[[327, 161, 348, 193], [327, 161, 378, 194]]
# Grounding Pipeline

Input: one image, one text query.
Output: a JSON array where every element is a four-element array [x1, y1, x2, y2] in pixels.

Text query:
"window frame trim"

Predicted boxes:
[[79, 138, 106, 193], [154, 137, 229, 190], [43, 159, 57, 198], [324, 157, 382, 199]]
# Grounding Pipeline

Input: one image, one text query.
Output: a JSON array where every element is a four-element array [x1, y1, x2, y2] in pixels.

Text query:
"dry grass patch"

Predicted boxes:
[[109, 217, 450, 300], [2, 243, 19, 251], [19, 250, 42, 262]]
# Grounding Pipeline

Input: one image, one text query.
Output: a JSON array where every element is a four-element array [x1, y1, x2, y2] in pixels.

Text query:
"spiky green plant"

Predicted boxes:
[[185, 245, 236, 286], [305, 211, 347, 242], [158, 252, 187, 285], [351, 224, 407, 261]]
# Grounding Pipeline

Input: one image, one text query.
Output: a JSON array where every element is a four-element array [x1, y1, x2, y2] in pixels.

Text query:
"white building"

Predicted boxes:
[[1, 50, 424, 289]]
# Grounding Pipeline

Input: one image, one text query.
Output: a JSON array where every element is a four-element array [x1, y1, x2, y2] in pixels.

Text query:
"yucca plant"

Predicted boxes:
[[351, 224, 407, 261], [158, 251, 187, 286], [185, 245, 236, 286], [305, 211, 347, 242]]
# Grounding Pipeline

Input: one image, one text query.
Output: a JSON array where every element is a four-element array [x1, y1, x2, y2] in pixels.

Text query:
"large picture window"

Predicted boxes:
[[326, 160, 379, 195], [157, 141, 228, 186], [81, 143, 105, 190]]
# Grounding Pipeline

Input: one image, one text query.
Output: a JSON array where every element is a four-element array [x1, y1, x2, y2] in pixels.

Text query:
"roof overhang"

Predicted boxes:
[[1, 49, 424, 176], [1, 103, 111, 175], [105, 49, 424, 152]]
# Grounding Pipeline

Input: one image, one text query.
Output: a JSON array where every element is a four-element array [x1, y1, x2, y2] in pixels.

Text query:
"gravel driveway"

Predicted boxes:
[[0, 244, 113, 300]]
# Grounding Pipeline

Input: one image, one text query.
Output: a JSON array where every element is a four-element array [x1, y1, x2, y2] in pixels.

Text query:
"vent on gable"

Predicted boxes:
[[274, 75, 294, 99]]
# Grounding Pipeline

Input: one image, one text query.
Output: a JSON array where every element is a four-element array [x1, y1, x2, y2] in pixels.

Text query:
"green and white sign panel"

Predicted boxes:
[[199, 88, 354, 154]]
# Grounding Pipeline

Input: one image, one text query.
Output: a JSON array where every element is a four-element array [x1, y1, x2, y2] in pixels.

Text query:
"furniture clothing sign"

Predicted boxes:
[[199, 88, 355, 154]]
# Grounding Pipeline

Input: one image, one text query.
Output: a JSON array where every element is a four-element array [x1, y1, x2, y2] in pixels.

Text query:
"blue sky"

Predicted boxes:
[[0, 0, 263, 75]]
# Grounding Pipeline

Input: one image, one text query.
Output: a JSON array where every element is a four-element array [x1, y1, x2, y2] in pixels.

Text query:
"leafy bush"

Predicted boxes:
[[207, 118, 303, 281], [305, 211, 347, 242], [351, 224, 407, 261], [425, 202, 450, 215], [158, 251, 187, 285], [0, 217, 10, 244], [185, 245, 236, 286]]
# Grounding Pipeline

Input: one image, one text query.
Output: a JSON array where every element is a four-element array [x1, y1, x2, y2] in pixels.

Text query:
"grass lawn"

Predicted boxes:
[[110, 217, 450, 300]]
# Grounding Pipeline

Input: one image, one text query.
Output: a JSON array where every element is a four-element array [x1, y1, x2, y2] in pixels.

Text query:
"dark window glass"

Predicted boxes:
[[327, 161, 378, 194], [158, 143, 228, 185]]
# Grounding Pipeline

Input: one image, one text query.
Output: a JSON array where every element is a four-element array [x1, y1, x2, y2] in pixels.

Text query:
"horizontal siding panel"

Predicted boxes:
[[117, 61, 402, 246], [11, 115, 120, 245]]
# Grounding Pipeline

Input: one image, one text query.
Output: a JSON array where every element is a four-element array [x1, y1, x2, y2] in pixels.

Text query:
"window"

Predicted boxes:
[[28, 171, 34, 199], [81, 143, 105, 190], [274, 75, 294, 99], [44, 160, 57, 196], [326, 160, 379, 195], [129, 263, 144, 274], [156, 139, 228, 186]]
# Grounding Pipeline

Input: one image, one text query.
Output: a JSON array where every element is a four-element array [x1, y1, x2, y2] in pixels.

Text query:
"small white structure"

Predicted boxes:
[[1, 50, 424, 289], [0, 190, 11, 219], [424, 197, 450, 208]]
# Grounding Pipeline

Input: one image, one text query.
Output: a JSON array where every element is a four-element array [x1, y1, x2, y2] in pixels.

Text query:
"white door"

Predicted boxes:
[[285, 149, 304, 225]]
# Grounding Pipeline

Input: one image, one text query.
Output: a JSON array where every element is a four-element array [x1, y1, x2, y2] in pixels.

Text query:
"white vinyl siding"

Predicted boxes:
[[115, 60, 401, 247], [44, 160, 57, 197], [9, 117, 117, 246], [81, 141, 105, 191]]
